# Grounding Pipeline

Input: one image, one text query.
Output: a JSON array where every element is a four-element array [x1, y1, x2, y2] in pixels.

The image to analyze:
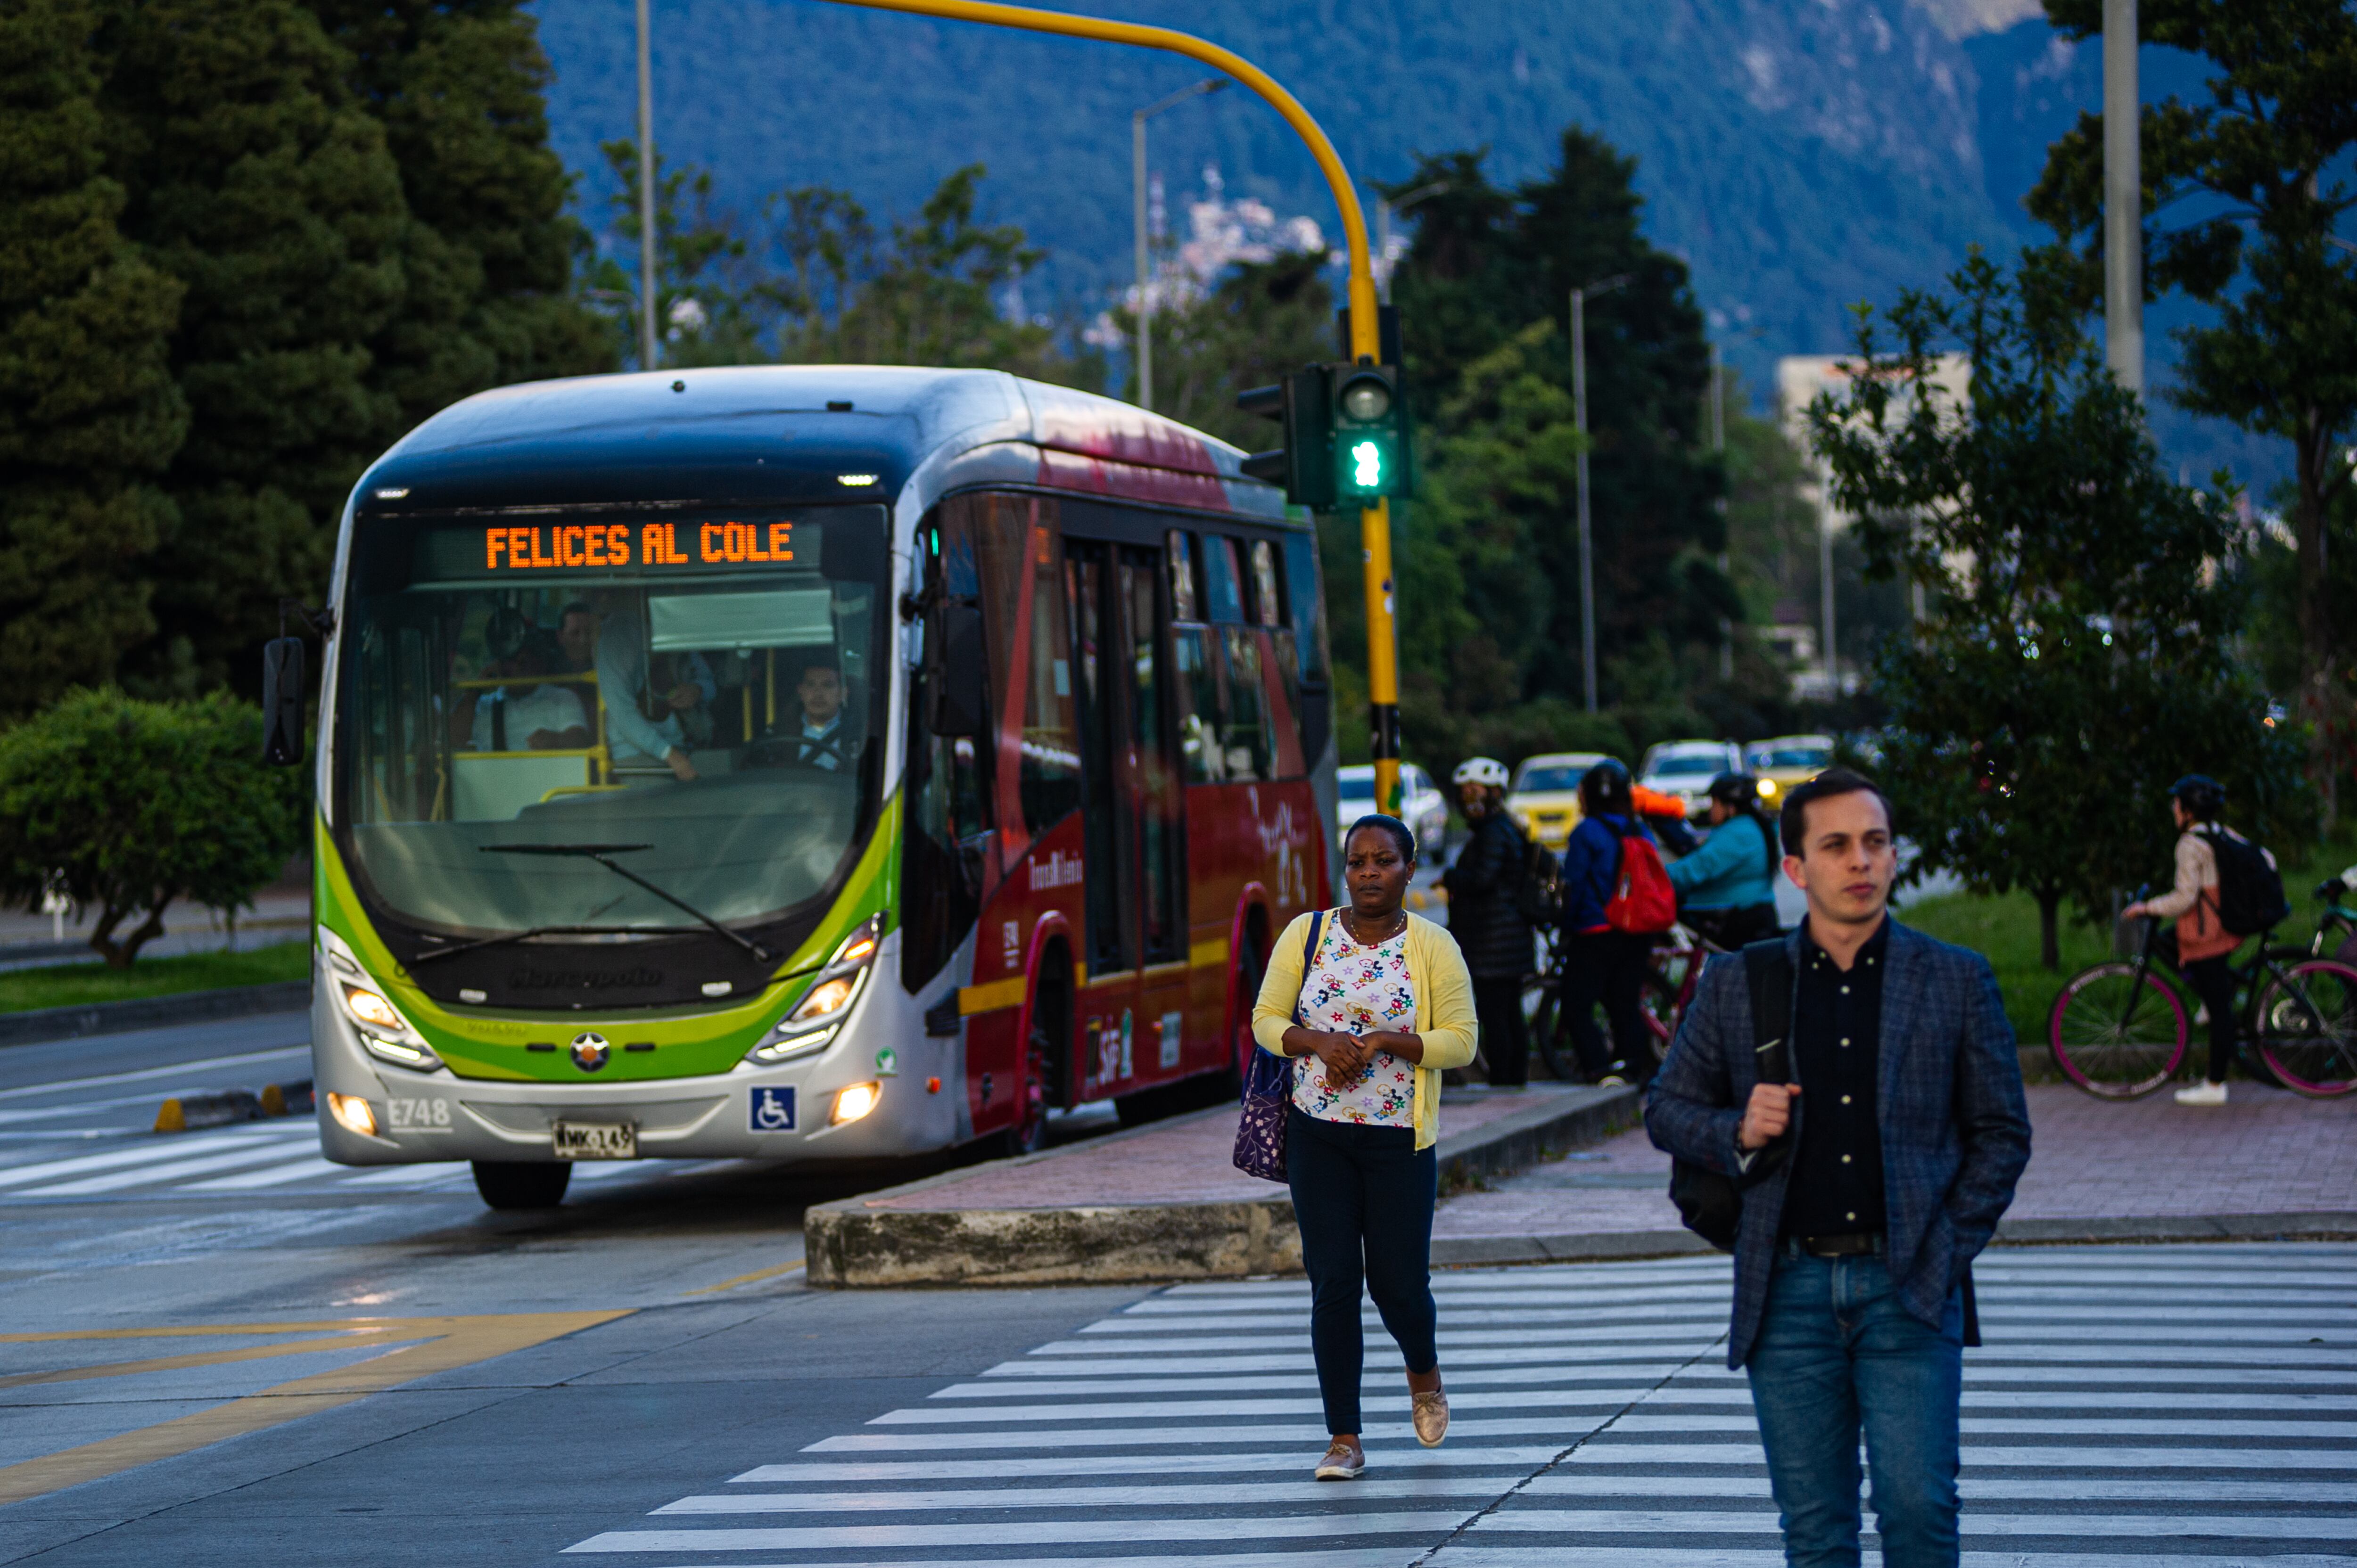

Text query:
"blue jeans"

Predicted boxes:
[[1745, 1245, 1964, 1568]]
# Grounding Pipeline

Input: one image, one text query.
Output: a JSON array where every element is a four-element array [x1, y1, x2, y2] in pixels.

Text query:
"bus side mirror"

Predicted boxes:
[[261, 637, 306, 765], [925, 600, 986, 738]]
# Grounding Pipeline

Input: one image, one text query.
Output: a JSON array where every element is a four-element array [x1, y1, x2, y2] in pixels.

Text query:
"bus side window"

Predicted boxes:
[[1280, 529, 1332, 765], [1218, 626, 1269, 783], [902, 504, 989, 993], [1172, 626, 1223, 784], [1019, 508, 1082, 834], [1199, 535, 1246, 624], [1247, 540, 1282, 628]]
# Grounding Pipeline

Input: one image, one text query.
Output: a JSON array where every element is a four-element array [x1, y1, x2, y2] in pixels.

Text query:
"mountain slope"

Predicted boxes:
[[529, 0, 2282, 485]]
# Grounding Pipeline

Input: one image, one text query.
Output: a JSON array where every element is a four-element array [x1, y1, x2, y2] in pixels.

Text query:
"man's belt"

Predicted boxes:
[[1797, 1232, 1882, 1258]]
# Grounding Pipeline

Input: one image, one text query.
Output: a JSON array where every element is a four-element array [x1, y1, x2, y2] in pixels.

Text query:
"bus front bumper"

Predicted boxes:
[[309, 958, 963, 1167]]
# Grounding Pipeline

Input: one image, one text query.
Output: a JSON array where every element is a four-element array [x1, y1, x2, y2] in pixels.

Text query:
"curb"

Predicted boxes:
[[0, 982, 312, 1048], [804, 1084, 1640, 1288], [1430, 1212, 2357, 1270]]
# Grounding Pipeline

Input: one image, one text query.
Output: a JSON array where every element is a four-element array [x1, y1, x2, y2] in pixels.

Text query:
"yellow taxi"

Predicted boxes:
[[1506, 752, 1613, 850], [1743, 734, 1835, 810]]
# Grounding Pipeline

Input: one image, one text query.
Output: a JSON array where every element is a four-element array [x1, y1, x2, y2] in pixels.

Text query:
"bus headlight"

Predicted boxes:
[[326, 1092, 379, 1137], [831, 1081, 881, 1125], [337, 983, 442, 1071], [744, 916, 880, 1067]]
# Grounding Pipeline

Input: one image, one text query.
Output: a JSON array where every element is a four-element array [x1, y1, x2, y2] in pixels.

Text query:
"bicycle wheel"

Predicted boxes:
[[1526, 973, 1577, 1081], [2048, 961, 2186, 1098], [2250, 957, 2357, 1097], [1639, 966, 1681, 1064]]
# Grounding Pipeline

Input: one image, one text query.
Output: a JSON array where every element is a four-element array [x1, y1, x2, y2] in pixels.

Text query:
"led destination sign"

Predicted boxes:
[[482, 520, 794, 572]]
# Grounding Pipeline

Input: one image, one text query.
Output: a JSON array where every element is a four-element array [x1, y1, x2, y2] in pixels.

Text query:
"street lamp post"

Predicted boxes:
[[1132, 78, 1226, 412], [635, 0, 659, 373], [1374, 180, 1449, 306], [1712, 340, 1731, 680], [1571, 275, 1629, 714], [2102, 0, 2142, 394]]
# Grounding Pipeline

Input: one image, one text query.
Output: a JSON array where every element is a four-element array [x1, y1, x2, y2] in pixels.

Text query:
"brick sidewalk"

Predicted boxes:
[[1433, 1081, 2357, 1243], [861, 1086, 1571, 1211]]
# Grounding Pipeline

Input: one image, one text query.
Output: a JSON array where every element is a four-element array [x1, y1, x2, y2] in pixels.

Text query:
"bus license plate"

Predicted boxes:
[[552, 1121, 636, 1160]]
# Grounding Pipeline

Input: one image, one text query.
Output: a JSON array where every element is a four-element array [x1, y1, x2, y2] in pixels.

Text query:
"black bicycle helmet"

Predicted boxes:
[[1707, 772, 1761, 808], [2169, 773, 2227, 821], [1579, 758, 1633, 818]]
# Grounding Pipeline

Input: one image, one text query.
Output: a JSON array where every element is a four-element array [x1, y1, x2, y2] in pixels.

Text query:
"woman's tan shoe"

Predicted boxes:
[[1314, 1437, 1366, 1480], [1412, 1386, 1450, 1447]]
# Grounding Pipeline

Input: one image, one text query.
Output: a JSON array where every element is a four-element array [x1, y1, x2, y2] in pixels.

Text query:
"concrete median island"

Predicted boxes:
[[804, 1082, 1640, 1287]]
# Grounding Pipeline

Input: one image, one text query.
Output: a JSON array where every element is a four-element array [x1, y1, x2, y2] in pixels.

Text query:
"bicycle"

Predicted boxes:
[[2047, 887, 2357, 1099], [1525, 921, 1721, 1083]]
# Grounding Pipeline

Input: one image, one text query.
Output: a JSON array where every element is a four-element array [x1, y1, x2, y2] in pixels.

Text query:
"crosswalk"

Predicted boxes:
[[564, 1244, 2357, 1564], [0, 1119, 734, 1201]]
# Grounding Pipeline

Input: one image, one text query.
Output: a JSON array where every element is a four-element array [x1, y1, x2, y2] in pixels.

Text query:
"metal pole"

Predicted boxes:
[[1573, 286, 1596, 714], [2102, 0, 2142, 394], [1820, 463, 1838, 693], [636, 0, 658, 373], [1712, 342, 1731, 681], [1376, 198, 1391, 305], [1134, 109, 1151, 410]]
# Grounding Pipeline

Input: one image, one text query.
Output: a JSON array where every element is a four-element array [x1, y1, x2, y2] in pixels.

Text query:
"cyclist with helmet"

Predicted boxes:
[[2122, 773, 2265, 1106], [1441, 757, 1535, 1086], [1669, 772, 1784, 951], [1557, 759, 1659, 1087]]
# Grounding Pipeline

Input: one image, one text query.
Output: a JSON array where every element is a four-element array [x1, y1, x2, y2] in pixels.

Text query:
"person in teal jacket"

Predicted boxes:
[[1668, 772, 1784, 950]]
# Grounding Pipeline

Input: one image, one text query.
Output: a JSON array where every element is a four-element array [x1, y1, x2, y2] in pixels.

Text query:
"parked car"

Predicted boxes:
[[1506, 751, 1615, 850], [1743, 733, 1836, 808], [1637, 739, 1745, 817], [1336, 762, 1450, 856]]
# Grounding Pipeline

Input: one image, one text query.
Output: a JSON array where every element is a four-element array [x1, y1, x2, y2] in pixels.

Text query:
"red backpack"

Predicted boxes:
[[1604, 820, 1677, 934]]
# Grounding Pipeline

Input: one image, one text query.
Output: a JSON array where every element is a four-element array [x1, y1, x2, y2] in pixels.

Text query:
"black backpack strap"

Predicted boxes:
[[1740, 938, 1792, 1084]]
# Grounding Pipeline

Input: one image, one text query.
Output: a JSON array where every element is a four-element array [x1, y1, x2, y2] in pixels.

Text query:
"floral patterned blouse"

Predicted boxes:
[[1292, 909, 1417, 1128]]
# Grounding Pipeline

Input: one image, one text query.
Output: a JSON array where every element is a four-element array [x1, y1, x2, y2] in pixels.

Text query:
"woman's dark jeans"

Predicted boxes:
[[1286, 1105, 1438, 1435]]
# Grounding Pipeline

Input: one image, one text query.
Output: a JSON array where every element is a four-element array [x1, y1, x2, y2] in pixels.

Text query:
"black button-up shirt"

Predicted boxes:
[[1780, 919, 1889, 1241]]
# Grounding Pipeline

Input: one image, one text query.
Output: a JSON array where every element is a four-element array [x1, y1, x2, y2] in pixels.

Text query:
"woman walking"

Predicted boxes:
[[1253, 814, 1478, 1480]]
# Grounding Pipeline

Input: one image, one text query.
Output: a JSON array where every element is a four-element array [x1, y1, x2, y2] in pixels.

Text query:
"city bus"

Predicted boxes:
[[289, 366, 1337, 1208]]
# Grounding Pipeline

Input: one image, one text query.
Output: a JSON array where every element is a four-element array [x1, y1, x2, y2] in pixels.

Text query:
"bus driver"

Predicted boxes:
[[594, 606, 713, 783], [792, 653, 850, 771]]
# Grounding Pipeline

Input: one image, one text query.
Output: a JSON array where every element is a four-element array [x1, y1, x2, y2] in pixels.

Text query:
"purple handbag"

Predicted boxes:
[[1233, 911, 1323, 1182]]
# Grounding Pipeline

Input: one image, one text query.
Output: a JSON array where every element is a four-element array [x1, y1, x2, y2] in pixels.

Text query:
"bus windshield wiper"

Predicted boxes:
[[410, 922, 705, 966], [477, 844, 777, 965]]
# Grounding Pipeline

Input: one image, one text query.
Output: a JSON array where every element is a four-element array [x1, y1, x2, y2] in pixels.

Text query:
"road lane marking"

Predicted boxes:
[[0, 1128, 291, 1188], [683, 1261, 806, 1296], [0, 1312, 629, 1507], [0, 1330, 404, 1390], [0, 1045, 310, 1102], [23, 1137, 324, 1195]]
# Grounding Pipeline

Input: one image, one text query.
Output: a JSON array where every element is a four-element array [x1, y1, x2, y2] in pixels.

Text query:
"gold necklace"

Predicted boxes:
[[1345, 907, 1406, 944]]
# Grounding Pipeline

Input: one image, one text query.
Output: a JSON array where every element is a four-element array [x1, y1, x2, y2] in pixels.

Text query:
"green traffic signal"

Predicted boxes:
[[1331, 366, 1408, 501]]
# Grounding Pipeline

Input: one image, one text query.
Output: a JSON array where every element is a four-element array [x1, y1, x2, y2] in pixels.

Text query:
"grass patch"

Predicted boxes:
[[0, 942, 309, 1015], [1901, 835, 2357, 1051]]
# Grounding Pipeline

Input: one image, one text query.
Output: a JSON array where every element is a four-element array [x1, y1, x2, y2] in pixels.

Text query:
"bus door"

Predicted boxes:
[[1065, 539, 1185, 984]]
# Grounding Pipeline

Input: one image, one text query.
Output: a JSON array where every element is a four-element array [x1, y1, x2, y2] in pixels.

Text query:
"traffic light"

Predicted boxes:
[[1330, 363, 1409, 501], [1236, 367, 1335, 510]]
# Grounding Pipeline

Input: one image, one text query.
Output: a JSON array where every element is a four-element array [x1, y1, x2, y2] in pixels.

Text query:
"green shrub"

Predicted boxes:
[[0, 689, 305, 965]]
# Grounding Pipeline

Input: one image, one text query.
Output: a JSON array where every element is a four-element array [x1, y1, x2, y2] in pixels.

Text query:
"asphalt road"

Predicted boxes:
[[2, 1018, 2351, 1567]]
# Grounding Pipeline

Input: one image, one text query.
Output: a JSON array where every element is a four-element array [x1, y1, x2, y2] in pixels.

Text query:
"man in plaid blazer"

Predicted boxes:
[[1646, 769, 2031, 1567]]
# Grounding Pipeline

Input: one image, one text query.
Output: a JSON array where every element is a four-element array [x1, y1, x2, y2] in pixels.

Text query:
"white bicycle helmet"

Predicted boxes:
[[1452, 756, 1509, 788]]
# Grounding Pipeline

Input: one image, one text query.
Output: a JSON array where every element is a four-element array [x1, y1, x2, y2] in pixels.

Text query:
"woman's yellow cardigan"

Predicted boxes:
[[1251, 908, 1480, 1151]]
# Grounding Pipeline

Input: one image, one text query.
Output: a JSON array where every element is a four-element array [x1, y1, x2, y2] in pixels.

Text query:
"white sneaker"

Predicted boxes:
[[2174, 1081, 2229, 1106]]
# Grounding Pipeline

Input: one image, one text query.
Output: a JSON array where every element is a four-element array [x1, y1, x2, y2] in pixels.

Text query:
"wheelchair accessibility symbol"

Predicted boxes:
[[749, 1086, 797, 1132]]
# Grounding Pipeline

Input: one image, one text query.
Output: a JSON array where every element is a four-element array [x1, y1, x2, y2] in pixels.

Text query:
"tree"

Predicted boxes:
[[1386, 133, 1732, 711], [0, 0, 188, 719], [1109, 251, 1335, 450], [99, 0, 411, 696], [1810, 250, 2314, 969], [311, 0, 614, 422], [0, 690, 306, 966], [2029, 0, 2357, 818]]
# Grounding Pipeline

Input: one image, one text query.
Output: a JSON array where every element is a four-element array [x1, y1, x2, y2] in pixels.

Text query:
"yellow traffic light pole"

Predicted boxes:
[[815, 0, 1405, 817]]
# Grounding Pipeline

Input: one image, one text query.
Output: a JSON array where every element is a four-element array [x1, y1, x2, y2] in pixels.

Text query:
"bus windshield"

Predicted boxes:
[[334, 506, 888, 942]]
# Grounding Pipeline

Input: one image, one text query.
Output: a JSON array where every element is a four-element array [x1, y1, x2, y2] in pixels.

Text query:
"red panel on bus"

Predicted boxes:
[[1027, 383, 1223, 476], [1034, 447, 1232, 512]]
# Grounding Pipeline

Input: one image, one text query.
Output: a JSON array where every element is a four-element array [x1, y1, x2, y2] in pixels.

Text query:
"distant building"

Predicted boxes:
[[1774, 352, 1970, 701]]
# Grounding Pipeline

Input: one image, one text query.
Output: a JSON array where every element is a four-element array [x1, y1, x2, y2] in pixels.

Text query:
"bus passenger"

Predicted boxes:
[[791, 652, 851, 771], [556, 600, 601, 674], [469, 635, 589, 752], [595, 608, 712, 782]]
